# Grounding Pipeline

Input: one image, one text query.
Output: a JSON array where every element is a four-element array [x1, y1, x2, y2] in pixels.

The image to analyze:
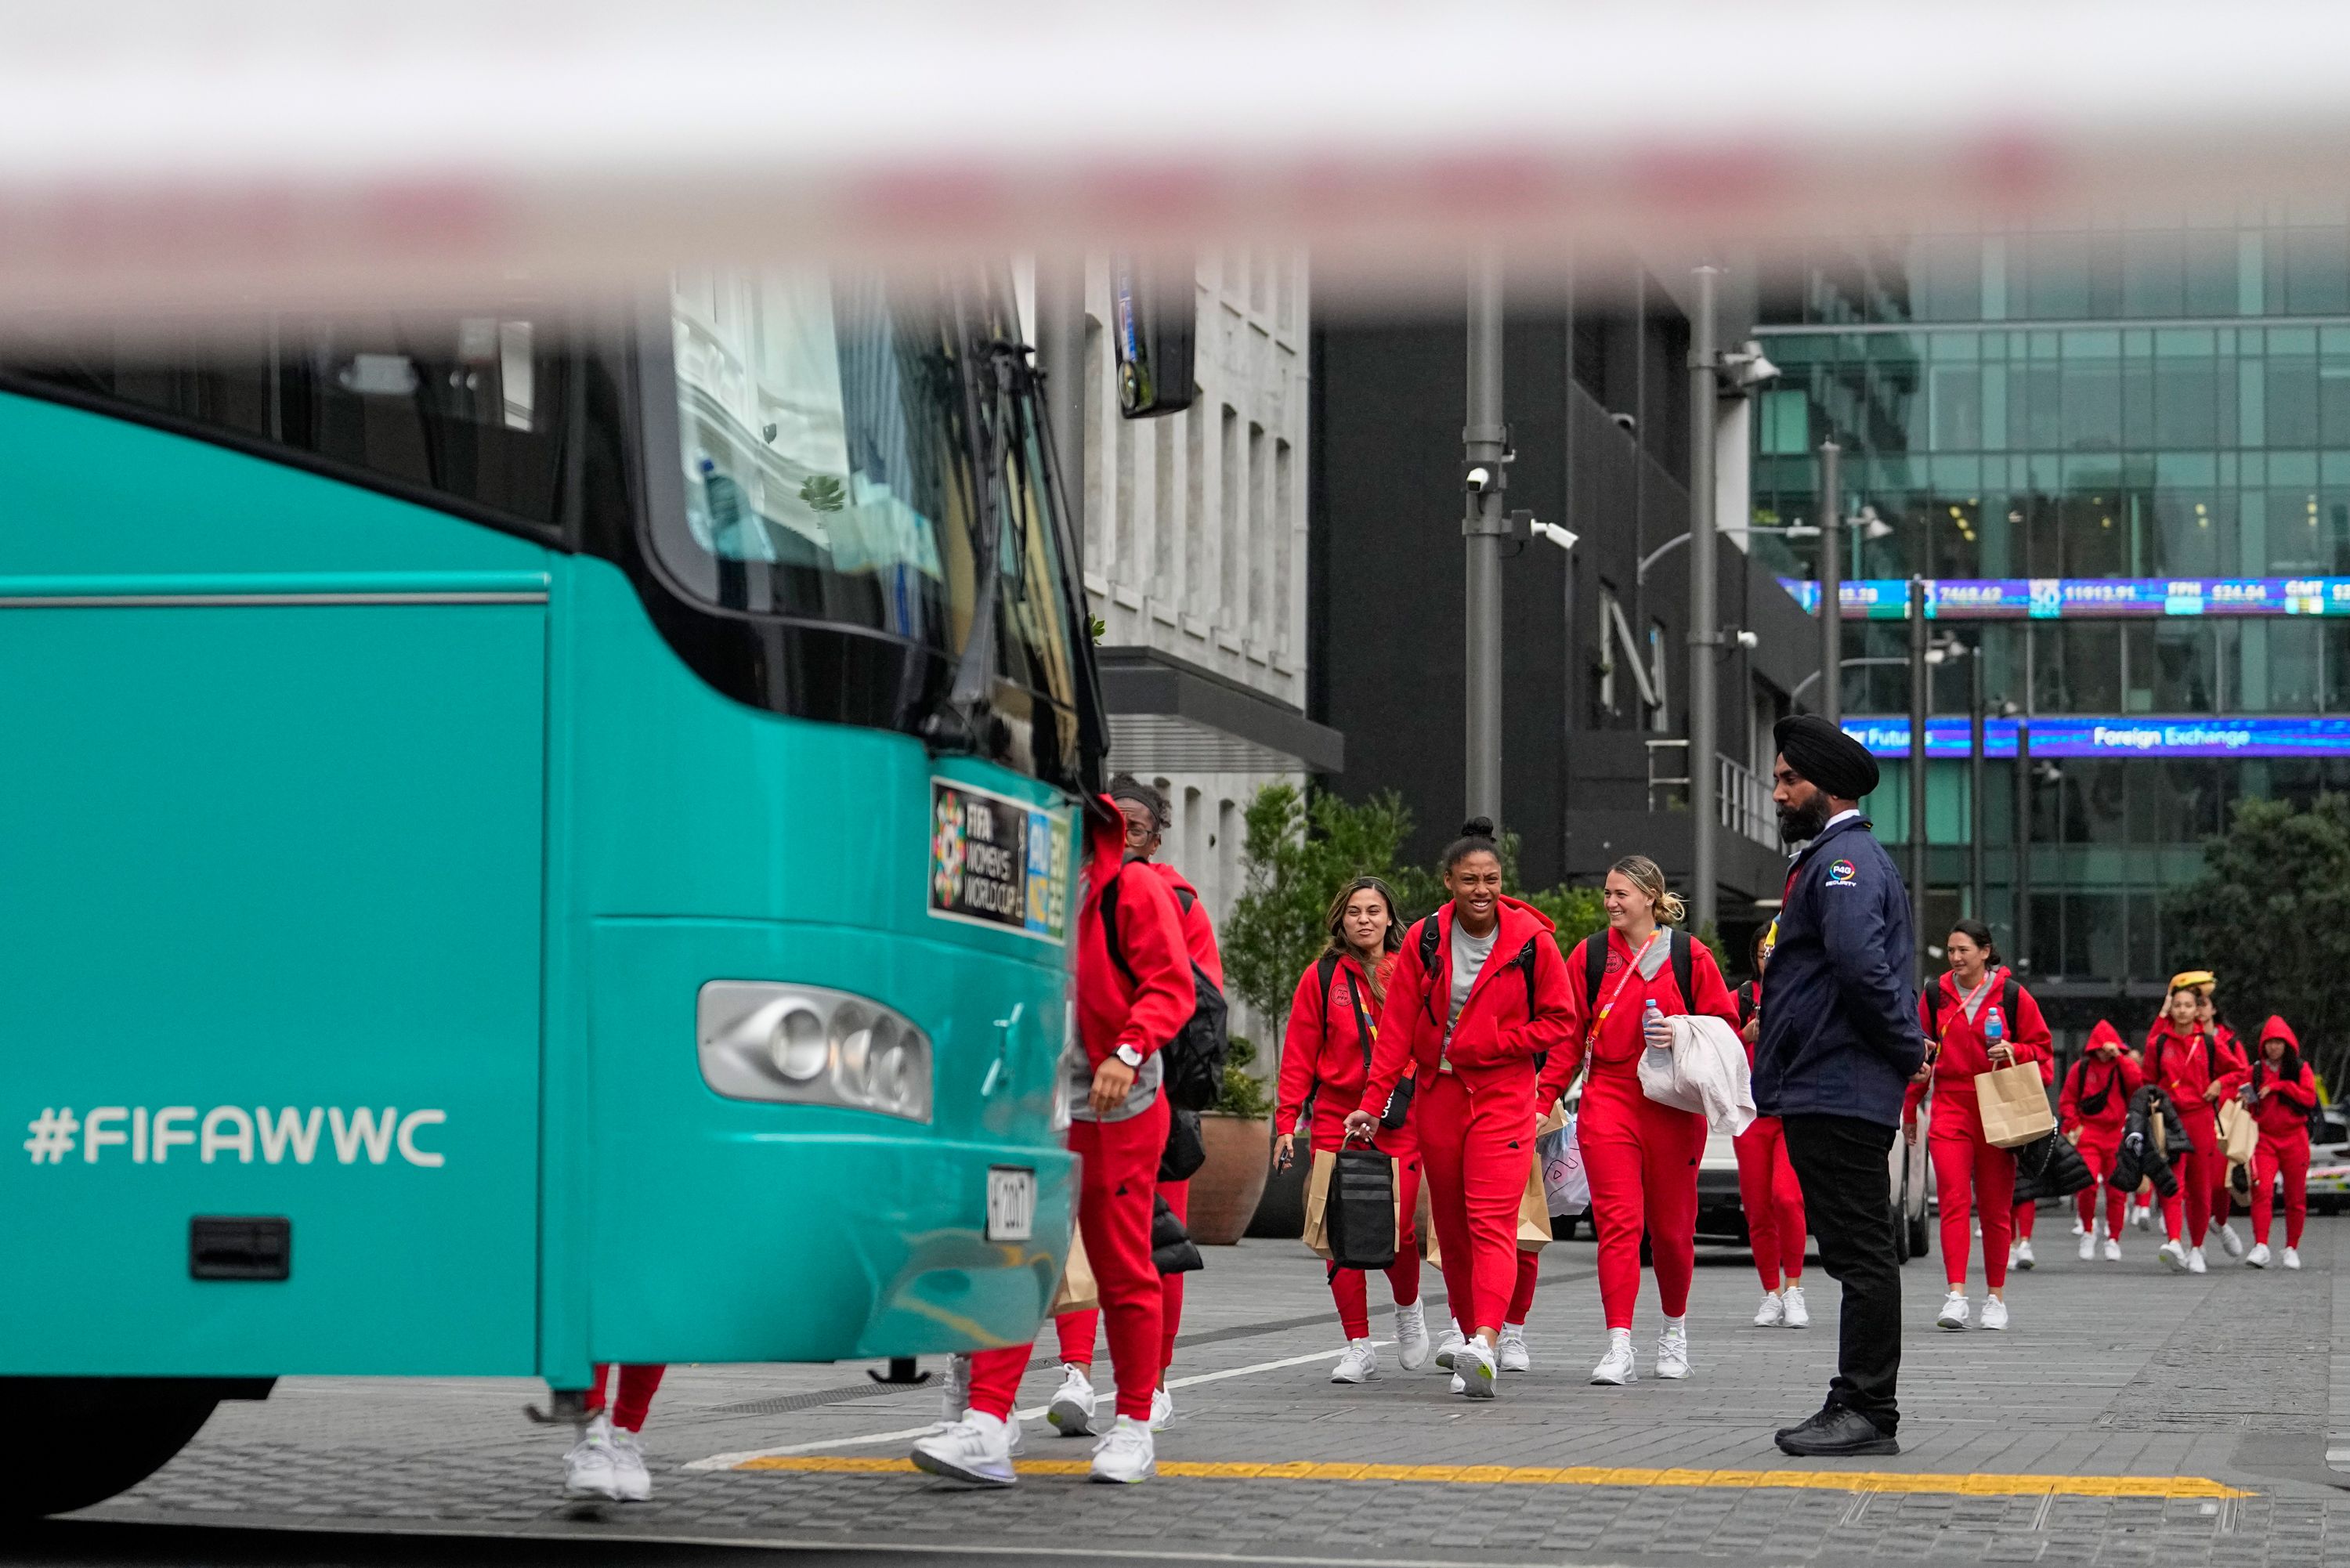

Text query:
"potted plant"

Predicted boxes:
[[1185, 1037, 1274, 1245]]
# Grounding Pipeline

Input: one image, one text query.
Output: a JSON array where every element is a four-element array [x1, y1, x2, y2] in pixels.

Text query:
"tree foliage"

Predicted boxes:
[[2170, 793, 2350, 1092]]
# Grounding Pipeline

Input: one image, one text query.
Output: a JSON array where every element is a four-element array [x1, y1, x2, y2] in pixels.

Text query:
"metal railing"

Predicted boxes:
[[1644, 739, 1778, 849]]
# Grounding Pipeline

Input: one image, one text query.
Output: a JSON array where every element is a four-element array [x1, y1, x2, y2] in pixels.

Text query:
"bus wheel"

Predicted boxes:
[[0, 1378, 224, 1519]]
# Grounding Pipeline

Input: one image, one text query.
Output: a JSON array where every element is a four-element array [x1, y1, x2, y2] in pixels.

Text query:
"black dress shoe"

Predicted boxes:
[[1774, 1405, 1899, 1457]]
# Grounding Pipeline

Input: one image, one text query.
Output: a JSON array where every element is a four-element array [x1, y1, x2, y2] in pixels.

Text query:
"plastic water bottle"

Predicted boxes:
[[1984, 1009, 2005, 1053], [1644, 998, 1665, 1042]]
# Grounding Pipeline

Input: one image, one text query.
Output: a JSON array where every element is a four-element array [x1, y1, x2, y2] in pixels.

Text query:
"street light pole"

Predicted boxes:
[[1463, 253, 1506, 827], [1818, 439, 1842, 723], [1907, 576, 1929, 994], [2016, 714, 2034, 974], [1689, 265, 1722, 935], [1969, 639, 1986, 919]]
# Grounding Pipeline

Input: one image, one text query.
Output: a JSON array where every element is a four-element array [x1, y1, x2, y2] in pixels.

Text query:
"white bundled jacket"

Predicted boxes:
[[1640, 1013, 1758, 1136]]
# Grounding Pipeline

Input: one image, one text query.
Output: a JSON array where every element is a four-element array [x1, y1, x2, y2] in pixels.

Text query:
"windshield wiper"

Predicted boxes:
[[923, 300, 1014, 755]]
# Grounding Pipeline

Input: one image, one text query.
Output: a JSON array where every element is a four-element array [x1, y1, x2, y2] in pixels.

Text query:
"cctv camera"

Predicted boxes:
[[1466, 466, 1494, 492], [1608, 412, 1637, 434]]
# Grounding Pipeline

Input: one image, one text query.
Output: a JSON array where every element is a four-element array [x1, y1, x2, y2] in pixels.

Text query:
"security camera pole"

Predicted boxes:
[[1463, 252, 1506, 826], [1818, 439, 1842, 724], [1688, 266, 1722, 934]]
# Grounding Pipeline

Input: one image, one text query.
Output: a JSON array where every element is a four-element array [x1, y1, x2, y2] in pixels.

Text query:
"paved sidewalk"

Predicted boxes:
[[84, 1213, 2350, 1566]]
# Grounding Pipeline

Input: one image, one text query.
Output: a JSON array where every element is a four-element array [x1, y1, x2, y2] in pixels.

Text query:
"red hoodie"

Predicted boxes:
[[1903, 966, 2053, 1121], [1536, 927, 1740, 1104], [1074, 800, 1195, 1075], [1276, 949, 1397, 1140], [2143, 1016, 2248, 1121], [1359, 895, 1575, 1117], [2216, 1017, 2320, 1140], [2059, 1021, 2141, 1140], [1141, 861, 1223, 988]]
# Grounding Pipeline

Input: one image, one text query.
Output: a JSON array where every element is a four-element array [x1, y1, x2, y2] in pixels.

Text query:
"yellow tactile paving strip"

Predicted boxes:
[[736, 1455, 2248, 1498]]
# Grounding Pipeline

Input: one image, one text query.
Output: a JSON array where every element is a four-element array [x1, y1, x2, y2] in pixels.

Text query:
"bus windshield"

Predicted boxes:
[[659, 268, 1083, 781]]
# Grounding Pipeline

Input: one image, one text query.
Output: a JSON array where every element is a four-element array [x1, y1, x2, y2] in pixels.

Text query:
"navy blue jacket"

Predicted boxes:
[[1754, 815, 1926, 1127]]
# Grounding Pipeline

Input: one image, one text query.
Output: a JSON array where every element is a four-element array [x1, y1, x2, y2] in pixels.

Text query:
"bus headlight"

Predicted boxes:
[[699, 981, 933, 1124]]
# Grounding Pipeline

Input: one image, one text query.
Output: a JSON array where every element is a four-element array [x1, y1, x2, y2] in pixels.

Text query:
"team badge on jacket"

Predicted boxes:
[[1825, 860, 1857, 886]]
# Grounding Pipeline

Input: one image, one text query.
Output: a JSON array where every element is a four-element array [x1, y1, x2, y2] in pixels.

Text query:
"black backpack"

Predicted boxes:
[[1098, 869, 1229, 1113], [1581, 929, 1695, 1021]]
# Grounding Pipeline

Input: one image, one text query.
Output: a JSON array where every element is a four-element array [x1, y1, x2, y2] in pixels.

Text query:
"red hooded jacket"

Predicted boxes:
[[1276, 949, 1397, 1140], [2059, 1021, 2141, 1140], [1536, 927, 1740, 1105], [1358, 895, 1575, 1117], [1142, 861, 1223, 988], [1074, 800, 1196, 1075], [1904, 966, 2053, 1121], [2143, 1017, 2249, 1121], [2216, 1016, 2320, 1140]]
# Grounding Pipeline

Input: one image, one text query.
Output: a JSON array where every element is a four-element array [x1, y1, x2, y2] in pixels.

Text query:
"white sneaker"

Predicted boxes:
[[1433, 1320, 1466, 1370], [1783, 1285, 1810, 1328], [2070, 1216, 2087, 1237], [2079, 1230, 2098, 1261], [2218, 1222, 2246, 1258], [931, 1353, 973, 1431], [1331, 1339, 1379, 1384], [2247, 1242, 2271, 1268], [1046, 1363, 1097, 1437], [2103, 1237, 2123, 1262], [608, 1426, 653, 1502], [2159, 1239, 2189, 1273], [1590, 1329, 1637, 1386], [562, 1414, 624, 1501], [1497, 1324, 1531, 1373], [1149, 1386, 1173, 1432], [2189, 1246, 2208, 1274], [1655, 1321, 1691, 1379], [910, 1414, 1016, 1487], [1936, 1291, 1970, 1330], [2014, 1238, 2036, 1270], [2286, 1247, 2304, 1270], [1088, 1415, 1155, 1484], [2134, 1205, 2153, 1232], [1979, 1296, 2009, 1331], [1753, 1290, 1784, 1328], [1394, 1300, 1432, 1370], [1456, 1336, 1498, 1398]]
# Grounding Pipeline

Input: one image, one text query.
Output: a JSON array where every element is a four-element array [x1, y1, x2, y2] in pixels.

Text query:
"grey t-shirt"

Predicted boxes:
[[1443, 921, 1500, 1061]]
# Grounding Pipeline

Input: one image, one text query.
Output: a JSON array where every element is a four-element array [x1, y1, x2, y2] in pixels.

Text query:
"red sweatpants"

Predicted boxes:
[[585, 1364, 664, 1433], [1414, 1068, 1537, 1337], [1508, 1246, 1538, 1322], [1579, 1069, 1705, 1331], [1929, 1095, 2016, 1290], [2251, 1132, 2311, 1248], [1055, 1178, 1191, 1373], [1325, 1144, 1424, 1339], [1734, 1115, 1806, 1292], [2012, 1199, 2037, 1239], [2074, 1139, 2125, 1237], [2160, 1111, 2220, 1248], [970, 1096, 1166, 1424]]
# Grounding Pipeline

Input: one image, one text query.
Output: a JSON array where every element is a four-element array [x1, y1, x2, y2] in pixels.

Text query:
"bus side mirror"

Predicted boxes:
[[1111, 254, 1197, 420]]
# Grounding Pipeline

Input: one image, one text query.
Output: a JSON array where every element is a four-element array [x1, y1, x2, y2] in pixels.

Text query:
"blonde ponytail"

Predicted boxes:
[[1611, 854, 1684, 926]]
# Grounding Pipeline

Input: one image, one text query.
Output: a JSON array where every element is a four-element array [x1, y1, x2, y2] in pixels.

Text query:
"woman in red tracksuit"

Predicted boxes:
[[1537, 854, 1737, 1386], [2217, 1017, 2319, 1270], [1733, 925, 1808, 1329], [2143, 984, 2250, 1273], [912, 794, 1195, 1488], [1904, 919, 2051, 1332], [1345, 818, 1574, 1400], [2058, 1021, 2140, 1261], [1274, 876, 1431, 1383], [1046, 775, 1219, 1439]]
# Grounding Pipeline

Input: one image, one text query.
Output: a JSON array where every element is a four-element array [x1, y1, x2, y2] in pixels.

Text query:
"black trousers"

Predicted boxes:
[[1781, 1112, 1901, 1435]]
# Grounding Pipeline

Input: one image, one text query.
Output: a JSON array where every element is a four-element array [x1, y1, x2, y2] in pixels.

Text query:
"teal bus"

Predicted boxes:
[[0, 269, 1095, 1516]]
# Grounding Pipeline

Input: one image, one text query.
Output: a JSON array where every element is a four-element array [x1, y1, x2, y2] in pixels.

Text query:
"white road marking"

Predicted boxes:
[[683, 1341, 1391, 1472]]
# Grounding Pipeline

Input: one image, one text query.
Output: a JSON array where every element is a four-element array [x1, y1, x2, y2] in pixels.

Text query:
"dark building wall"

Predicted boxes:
[[1311, 258, 1820, 908]]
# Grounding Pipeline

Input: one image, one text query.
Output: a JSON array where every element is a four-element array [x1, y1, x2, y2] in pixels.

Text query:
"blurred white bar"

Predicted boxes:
[[6, 0, 2350, 319]]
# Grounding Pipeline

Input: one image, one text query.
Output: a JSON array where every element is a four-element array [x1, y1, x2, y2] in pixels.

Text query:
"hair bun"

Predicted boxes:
[[1459, 816, 1495, 839]]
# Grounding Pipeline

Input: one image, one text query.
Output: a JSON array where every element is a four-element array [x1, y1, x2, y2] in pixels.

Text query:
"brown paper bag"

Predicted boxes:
[[1517, 1148, 1553, 1249], [1302, 1147, 1338, 1258], [1975, 1062, 2056, 1149], [1050, 1227, 1097, 1314], [2218, 1098, 2258, 1165]]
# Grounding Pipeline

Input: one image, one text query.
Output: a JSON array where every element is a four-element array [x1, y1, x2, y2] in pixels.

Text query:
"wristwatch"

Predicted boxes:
[[1113, 1043, 1144, 1069]]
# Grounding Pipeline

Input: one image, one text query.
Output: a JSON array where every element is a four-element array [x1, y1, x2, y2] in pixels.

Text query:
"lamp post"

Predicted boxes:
[[1688, 265, 1722, 935], [1969, 635, 1986, 919], [1463, 253, 1506, 827], [1907, 576, 1929, 993], [1819, 439, 1842, 723]]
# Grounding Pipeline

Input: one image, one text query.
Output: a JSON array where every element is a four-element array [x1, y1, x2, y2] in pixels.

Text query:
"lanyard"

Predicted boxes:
[[1946, 973, 1995, 1041], [1589, 932, 1661, 1047]]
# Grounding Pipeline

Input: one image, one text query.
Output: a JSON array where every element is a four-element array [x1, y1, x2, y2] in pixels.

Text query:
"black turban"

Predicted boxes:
[[1773, 714, 1879, 800]]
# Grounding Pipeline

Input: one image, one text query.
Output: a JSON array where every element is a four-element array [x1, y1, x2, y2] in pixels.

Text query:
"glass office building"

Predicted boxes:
[[1752, 211, 2350, 1022]]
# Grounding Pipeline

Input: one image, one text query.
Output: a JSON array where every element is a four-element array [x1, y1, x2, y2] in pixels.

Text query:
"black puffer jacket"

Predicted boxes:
[[1153, 1191, 1203, 1275], [2109, 1086, 2188, 1196]]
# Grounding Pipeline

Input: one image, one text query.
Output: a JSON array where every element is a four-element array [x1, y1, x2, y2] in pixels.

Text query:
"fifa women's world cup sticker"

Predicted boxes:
[[928, 779, 1072, 944]]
